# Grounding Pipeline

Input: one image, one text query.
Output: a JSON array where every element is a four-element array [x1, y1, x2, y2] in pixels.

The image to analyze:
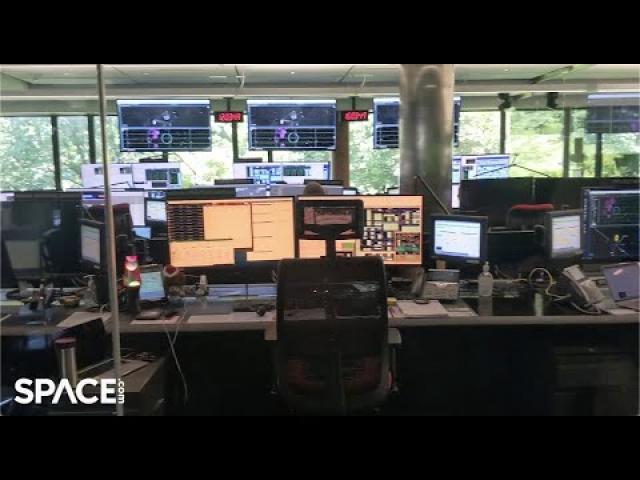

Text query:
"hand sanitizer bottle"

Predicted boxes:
[[478, 262, 494, 297]]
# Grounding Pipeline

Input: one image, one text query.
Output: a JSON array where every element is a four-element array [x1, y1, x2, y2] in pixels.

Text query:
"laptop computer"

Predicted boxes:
[[602, 262, 640, 312], [62, 317, 147, 380]]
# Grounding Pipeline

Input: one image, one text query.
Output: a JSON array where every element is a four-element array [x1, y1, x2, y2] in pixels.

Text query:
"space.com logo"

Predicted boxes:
[[14, 378, 125, 405]]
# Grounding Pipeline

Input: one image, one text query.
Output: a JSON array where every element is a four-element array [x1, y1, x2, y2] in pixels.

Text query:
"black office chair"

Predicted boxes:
[[274, 199, 393, 415]]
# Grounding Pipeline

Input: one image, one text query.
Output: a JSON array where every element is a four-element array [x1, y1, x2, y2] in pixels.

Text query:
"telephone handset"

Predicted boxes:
[[560, 265, 605, 308]]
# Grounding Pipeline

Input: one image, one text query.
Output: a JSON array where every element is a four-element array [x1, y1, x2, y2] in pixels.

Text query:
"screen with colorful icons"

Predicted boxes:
[[298, 195, 424, 265]]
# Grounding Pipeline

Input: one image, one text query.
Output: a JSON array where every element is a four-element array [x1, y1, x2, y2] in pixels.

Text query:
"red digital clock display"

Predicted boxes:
[[341, 111, 369, 122], [214, 111, 244, 123]]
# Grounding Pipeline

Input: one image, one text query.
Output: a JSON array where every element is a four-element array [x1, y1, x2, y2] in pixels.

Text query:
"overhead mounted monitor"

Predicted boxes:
[[452, 154, 511, 209], [247, 100, 337, 151], [117, 100, 212, 152], [586, 94, 640, 134], [373, 97, 461, 149], [298, 195, 424, 265]]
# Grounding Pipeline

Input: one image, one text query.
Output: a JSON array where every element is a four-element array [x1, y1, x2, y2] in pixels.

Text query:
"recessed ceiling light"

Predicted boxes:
[[504, 68, 511, 72], [63, 72, 70, 76], [209, 75, 227, 79], [290, 71, 296, 75], [143, 72, 150, 76]]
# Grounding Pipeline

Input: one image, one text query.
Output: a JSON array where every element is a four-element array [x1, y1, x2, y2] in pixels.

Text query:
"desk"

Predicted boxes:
[[3, 291, 637, 415], [2, 294, 638, 337]]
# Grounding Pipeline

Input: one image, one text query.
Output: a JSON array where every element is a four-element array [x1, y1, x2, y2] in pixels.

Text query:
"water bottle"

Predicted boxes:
[[478, 262, 494, 297], [55, 337, 78, 388]]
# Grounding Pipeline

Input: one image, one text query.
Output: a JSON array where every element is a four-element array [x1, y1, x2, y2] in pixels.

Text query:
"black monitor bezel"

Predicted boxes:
[[79, 219, 106, 273], [581, 186, 640, 264], [543, 209, 583, 260], [144, 198, 167, 225], [116, 99, 213, 153], [429, 214, 489, 265]]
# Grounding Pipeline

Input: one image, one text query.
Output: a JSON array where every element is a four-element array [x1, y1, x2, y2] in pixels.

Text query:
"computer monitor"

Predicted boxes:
[[145, 198, 167, 224], [247, 100, 337, 151], [304, 179, 344, 186], [132, 226, 152, 240], [586, 93, 640, 134], [298, 195, 424, 265], [165, 188, 236, 201], [1, 192, 82, 280], [544, 210, 583, 259], [139, 266, 166, 302], [215, 178, 256, 185], [452, 154, 511, 208], [232, 162, 331, 185], [166, 196, 296, 268], [430, 214, 488, 265], [534, 177, 639, 209], [582, 187, 639, 262], [373, 97, 461, 149], [82, 190, 147, 227], [270, 185, 344, 197], [117, 99, 212, 152], [200, 184, 268, 198], [1, 237, 18, 288], [80, 221, 104, 271]]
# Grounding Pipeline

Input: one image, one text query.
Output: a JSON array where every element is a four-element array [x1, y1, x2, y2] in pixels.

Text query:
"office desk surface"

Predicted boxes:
[[2, 298, 638, 337]]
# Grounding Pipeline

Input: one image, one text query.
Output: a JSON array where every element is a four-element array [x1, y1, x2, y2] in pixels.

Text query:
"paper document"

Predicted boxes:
[[57, 312, 111, 329], [397, 300, 448, 318]]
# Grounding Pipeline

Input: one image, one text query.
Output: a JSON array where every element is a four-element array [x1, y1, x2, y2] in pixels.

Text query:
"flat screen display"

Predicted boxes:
[[117, 100, 212, 152], [247, 100, 336, 151], [373, 97, 461, 149], [298, 195, 423, 265], [166, 197, 296, 267]]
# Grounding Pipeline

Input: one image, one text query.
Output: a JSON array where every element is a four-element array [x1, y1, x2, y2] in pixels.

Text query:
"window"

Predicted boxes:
[[455, 111, 501, 155], [172, 122, 234, 186], [58, 116, 90, 189], [93, 116, 146, 164], [508, 110, 564, 177], [350, 118, 400, 194], [0, 117, 56, 191], [570, 109, 639, 177], [237, 124, 268, 162], [271, 150, 332, 163]]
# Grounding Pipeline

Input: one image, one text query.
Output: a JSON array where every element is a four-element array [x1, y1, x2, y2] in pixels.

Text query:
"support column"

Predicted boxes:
[[562, 107, 572, 178], [399, 64, 455, 213], [332, 118, 350, 184], [595, 133, 604, 178]]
